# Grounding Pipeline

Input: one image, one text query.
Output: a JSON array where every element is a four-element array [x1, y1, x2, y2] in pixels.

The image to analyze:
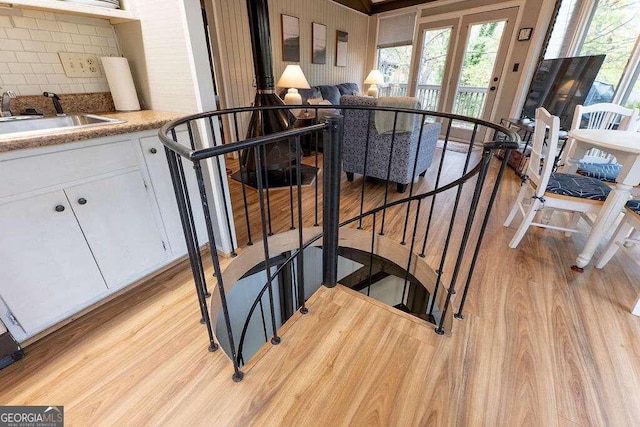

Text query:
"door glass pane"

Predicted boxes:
[[453, 21, 506, 122], [416, 27, 451, 110], [377, 46, 413, 97], [625, 71, 640, 108], [579, 0, 640, 99]]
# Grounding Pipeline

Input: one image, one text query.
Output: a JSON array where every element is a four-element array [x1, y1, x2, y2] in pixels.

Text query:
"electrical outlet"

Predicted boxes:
[[58, 52, 102, 78]]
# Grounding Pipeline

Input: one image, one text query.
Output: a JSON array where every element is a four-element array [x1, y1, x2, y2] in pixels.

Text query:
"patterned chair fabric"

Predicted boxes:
[[340, 95, 441, 188], [546, 172, 612, 200], [577, 162, 621, 183], [626, 198, 640, 213]]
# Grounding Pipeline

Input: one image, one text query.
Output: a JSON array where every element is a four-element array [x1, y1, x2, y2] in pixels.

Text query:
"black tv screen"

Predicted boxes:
[[522, 55, 606, 130]]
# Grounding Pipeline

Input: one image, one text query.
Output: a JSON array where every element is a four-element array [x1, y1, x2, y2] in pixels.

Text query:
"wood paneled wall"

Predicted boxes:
[[210, 0, 371, 141]]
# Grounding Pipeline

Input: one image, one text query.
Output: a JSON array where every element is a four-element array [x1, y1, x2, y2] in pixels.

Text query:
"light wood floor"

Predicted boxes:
[[2, 150, 640, 425]]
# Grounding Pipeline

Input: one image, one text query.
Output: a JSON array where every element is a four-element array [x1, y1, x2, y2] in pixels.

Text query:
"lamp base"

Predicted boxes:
[[284, 88, 302, 116], [367, 84, 379, 98]]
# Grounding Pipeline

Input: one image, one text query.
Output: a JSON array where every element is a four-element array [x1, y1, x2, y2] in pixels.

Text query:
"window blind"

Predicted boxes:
[[377, 12, 417, 49]]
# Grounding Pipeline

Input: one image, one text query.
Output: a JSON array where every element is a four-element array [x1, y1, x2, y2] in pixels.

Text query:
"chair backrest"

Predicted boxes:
[[572, 102, 638, 131], [528, 107, 560, 197], [560, 103, 640, 166]]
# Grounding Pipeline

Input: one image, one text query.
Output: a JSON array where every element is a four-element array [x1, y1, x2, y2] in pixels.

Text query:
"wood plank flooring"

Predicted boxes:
[[2, 149, 640, 425]]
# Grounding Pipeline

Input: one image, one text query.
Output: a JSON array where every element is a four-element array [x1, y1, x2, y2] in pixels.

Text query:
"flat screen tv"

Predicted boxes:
[[522, 54, 606, 130]]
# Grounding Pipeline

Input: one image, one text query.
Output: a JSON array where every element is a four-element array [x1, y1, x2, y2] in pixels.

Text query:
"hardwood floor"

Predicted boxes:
[[1, 148, 640, 425]]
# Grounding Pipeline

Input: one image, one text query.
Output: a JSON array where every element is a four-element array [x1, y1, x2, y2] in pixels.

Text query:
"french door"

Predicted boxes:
[[409, 8, 518, 139]]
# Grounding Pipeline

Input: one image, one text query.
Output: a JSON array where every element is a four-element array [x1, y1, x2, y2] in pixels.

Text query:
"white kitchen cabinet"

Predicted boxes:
[[0, 191, 108, 336], [139, 131, 208, 257], [65, 170, 168, 289], [0, 0, 138, 23]]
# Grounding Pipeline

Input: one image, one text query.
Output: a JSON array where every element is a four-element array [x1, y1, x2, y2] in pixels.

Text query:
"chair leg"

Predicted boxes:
[[623, 229, 640, 248], [397, 183, 408, 193], [595, 217, 634, 268], [508, 198, 542, 249], [346, 172, 354, 182], [504, 183, 529, 227]]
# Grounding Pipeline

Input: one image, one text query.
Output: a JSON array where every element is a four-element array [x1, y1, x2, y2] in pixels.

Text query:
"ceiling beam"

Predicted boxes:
[[332, 0, 372, 15]]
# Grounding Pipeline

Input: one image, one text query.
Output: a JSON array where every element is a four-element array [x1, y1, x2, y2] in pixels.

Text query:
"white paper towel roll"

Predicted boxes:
[[101, 56, 141, 111]]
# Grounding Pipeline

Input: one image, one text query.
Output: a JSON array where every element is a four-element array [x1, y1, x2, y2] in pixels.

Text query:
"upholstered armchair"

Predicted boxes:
[[340, 95, 441, 193]]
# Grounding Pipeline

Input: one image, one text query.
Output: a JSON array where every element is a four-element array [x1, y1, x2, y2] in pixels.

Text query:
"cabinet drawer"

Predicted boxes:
[[0, 139, 138, 199]]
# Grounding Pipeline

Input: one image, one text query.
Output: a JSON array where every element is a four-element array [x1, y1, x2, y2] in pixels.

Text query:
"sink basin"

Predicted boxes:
[[0, 114, 125, 137]]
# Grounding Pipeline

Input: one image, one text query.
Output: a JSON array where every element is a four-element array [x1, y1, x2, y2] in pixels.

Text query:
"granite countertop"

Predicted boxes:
[[0, 110, 185, 154]]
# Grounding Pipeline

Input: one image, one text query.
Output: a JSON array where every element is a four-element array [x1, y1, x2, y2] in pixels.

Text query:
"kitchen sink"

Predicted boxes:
[[0, 114, 125, 137]]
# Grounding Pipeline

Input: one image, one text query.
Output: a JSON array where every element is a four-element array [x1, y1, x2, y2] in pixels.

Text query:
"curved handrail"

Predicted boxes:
[[158, 103, 521, 370]]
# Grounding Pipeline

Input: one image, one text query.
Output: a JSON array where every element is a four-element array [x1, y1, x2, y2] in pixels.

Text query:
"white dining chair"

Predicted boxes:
[[504, 107, 613, 248], [595, 200, 640, 316], [560, 103, 640, 183]]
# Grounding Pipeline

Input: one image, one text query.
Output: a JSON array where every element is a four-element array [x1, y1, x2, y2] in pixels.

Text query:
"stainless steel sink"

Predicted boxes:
[[0, 114, 125, 137]]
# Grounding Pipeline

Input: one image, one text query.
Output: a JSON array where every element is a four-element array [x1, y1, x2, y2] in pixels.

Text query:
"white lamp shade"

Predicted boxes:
[[277, 65, 311, 89], [364, 69, 384, 85]]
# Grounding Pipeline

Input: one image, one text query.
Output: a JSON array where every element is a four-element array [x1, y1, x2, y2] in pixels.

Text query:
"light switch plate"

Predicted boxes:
[[58, 52, 101, 78]]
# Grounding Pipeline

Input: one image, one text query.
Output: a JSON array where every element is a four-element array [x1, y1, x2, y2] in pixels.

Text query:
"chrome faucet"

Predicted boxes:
[[1, 90, 16, 117], [43, 92, 65, 116]]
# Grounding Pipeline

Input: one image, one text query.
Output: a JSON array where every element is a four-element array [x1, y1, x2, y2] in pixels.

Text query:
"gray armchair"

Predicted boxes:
[[340, 95, 441, 193]]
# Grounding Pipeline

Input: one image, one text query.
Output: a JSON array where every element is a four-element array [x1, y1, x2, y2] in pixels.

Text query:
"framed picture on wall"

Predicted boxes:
[[336, 30, 348, 67], [312, 22, 327, 64], [282, 14, 300, 62]]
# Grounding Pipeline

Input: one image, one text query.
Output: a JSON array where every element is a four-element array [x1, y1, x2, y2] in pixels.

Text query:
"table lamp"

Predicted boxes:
[[364, 69, 384, 97], [277, 65, 311, 115]]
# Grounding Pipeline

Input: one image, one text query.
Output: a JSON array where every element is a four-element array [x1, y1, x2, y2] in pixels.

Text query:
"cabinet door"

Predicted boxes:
[[65, 171, 168, 289], [0, 191, 108, 336], [139, 132, 208, 256]]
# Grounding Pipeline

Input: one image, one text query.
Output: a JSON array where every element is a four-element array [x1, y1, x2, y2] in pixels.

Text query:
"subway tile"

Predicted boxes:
[[44, 13, 56, 20], [31, 63, 54, 74], [17, 85, 43, 96], [41, 84, 61, 93], [0, 63, 9, 74], [22, 10, 46, 19], [54, 14, 111, 28], [90, 36, 108, 47], [52, 64, 64, 74], [30, 29, 54, 42], [37, 52, 60, 63], [70, 34, 91, 45], [102, 47, 119, 57], [69, 83, 85, 93], [2, 75, 27, 85], [65, 43, 85, 53], [0, 50, 17, 62], [0, 16, 13, 28], [58, 22, 79, 34], [37, 19, 60, 32], [21, 40, 45, 52], [5, 28, 31, 40], [8, 62, 33, 74], [96, 26, 114, 38], [45, 42, 66, 53], [83, 83, 103, 92], [1, 39, 23, 51], [11, 16, 38, 30], [47, 74, 71, 84], [58, 84, 73, 94], [25, 74, 49, 85], [84, 45, 103, 55], [77, 24, 97, 36], [16, 51, 40, 63], [51, 32, 72, 43], [106, 38, 117, 48]]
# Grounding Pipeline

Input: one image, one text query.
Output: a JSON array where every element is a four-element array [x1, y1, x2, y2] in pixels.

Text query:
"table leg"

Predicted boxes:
[[575, 186, 629, 268]]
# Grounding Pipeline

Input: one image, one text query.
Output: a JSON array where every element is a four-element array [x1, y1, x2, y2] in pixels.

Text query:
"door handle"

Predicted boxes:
[[55, 205, 65, 212], [78, 198, 87, 205]]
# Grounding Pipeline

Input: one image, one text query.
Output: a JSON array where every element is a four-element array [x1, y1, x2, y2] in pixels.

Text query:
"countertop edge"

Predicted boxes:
[[0, 110, 185, 154]]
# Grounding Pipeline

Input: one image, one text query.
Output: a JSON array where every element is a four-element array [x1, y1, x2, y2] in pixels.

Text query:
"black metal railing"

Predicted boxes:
[[158, 104, 519, 381]]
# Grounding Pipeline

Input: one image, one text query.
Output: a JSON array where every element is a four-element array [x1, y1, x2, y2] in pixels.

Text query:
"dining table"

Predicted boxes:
[[560, 129, 640, 269]]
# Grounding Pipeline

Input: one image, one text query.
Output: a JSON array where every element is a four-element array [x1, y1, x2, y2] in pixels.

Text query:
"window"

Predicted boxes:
[[544, 0, 640, 104], [376, 12, 416, 96]]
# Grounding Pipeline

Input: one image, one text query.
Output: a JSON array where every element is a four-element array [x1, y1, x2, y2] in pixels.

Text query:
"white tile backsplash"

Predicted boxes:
[[0, 8, 121, 96]]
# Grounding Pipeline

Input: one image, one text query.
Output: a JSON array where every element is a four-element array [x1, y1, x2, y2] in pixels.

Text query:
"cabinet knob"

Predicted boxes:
[[78, 198, 87, 205], [149, 147, 158, 154], [490, 86, 496, 91], [55, 204, 65, 212]]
